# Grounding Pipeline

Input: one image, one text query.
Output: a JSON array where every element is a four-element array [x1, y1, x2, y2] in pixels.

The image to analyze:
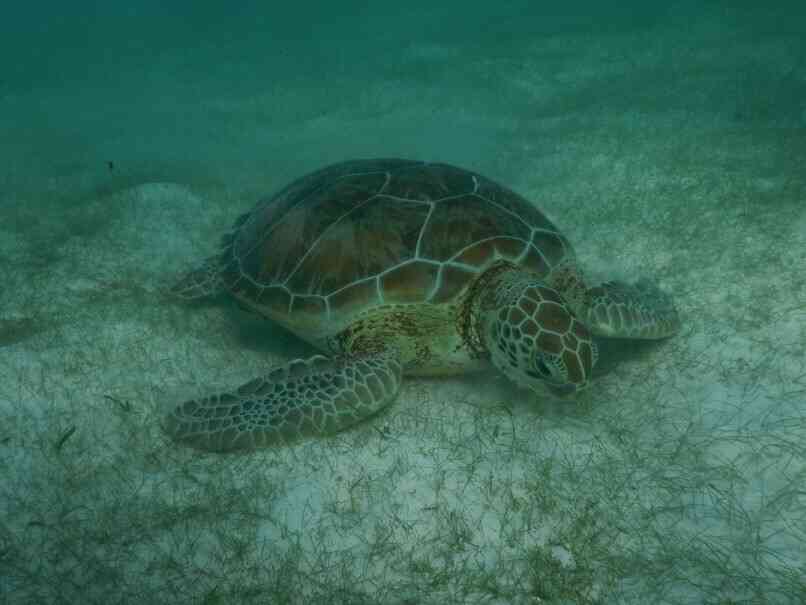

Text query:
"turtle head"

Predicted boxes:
[[480, 278, 598, 398]]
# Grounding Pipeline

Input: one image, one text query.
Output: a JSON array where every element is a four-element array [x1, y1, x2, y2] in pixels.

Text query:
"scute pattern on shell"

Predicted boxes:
[[216, 159, 573, 322]]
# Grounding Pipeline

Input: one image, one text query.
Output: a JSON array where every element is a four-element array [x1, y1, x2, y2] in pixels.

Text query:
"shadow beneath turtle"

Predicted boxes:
[[226, 303, 315, 360], [165, 280, 315, 360]]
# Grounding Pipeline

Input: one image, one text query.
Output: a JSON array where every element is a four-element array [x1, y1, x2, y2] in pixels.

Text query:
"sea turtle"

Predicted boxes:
[[166, 159, 679, 451]]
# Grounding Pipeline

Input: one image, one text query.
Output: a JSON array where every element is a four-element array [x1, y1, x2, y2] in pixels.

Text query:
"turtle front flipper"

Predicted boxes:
[[164, 348, 403, 451], [582, 278, 680, 339]]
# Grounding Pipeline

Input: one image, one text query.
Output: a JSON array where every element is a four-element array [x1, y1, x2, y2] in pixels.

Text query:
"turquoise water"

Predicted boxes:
[[1, 2, 805, 603]]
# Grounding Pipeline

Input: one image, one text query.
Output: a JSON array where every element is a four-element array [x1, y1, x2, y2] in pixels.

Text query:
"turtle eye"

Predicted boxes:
[[526, 354, 554, 380], [535, 358, 551, 377]]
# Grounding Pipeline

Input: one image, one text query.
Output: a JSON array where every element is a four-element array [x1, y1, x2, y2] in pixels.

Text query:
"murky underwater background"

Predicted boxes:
[[1, 1, 805, 603]]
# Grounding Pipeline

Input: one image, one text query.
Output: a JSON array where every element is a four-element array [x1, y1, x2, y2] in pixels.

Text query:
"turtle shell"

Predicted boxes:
[[217, 159, 573, 333]]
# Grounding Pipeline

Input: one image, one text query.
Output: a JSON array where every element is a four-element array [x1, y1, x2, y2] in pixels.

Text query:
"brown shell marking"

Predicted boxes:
[[217, 160, 572, 327]]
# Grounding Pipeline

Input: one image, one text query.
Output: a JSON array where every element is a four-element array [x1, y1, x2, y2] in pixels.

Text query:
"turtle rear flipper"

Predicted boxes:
[[164, 348, 403, 451], [169, 257, 225, 301], [583, 278, 680, 339]]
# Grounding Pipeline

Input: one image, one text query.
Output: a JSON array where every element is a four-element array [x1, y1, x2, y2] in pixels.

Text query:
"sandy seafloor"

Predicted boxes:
[[1, 2, 805, 603]]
